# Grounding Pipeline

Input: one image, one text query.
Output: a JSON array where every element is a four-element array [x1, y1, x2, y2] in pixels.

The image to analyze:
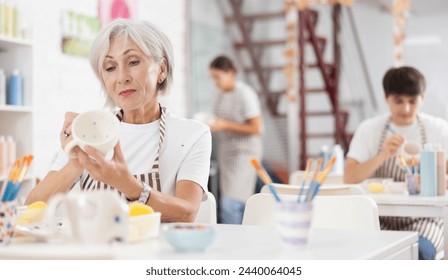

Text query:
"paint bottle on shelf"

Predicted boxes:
[[4, 0, 13, 37], [0, 69, 6, 105], [420, 143, 437, 196], [5, 135, 16, 172], [0, 0, 5, 35], [7, 69, 23, 106], [12, 0, 20, 37], [0, 135, 7, 177], [436, 147, 446, 196]]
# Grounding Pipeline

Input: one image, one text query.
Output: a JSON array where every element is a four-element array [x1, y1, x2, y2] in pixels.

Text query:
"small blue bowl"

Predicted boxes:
[[164, 224, 216, 252]]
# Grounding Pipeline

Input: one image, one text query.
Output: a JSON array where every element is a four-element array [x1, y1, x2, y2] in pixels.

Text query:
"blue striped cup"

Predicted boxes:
[[274, 201, 313, 249]]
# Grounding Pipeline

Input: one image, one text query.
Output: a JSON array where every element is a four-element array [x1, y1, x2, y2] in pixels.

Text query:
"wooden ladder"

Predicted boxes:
[[298, 5, 351, 169], [225, 1, 351, 170], [227, 0, 287, 116]]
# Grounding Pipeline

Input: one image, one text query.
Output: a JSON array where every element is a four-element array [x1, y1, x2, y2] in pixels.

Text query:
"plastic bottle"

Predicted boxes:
[[331, 144, 345, 175], [420, 143, 437, 196], [0, 69, 6, 105], [12, 0, 20, 37], [4, 0, 13, 37], [436, 148, 446, 196], [19, 0, 30, 38], [319, 145, 330, 169], [5, 135, 16, 172], [7, 69, 23, 106], [0, 0, 5, 35], [0, 135, 6, 177]]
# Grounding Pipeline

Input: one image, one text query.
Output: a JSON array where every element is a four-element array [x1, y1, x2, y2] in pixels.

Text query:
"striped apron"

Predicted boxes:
[[213, 91, 262, 203], [80, 106, 167, 197], [375, 115, 444, 254]]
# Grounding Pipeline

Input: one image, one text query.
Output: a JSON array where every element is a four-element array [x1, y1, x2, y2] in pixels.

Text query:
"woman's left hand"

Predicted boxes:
[[76, 142, 136, 193]]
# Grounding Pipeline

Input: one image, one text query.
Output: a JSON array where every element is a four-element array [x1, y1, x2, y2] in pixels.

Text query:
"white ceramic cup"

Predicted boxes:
[[45, 191, 129, 244], [403, 140, 422, 156], [64, 110, 120, 158]]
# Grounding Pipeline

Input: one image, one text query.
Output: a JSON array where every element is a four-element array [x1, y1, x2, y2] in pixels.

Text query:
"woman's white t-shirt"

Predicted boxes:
[[50, 109, 212, 197]]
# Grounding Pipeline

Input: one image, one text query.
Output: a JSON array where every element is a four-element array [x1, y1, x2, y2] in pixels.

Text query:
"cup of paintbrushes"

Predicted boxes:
[[274, 199, 313, 249], [399, 155, 419, 195]]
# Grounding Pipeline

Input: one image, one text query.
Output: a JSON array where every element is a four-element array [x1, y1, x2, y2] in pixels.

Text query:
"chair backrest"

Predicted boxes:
[[260, 183, 365, 196], [194, 191, 217, 224], [289, 170, 344, 185], [242, 193, 380, 230]]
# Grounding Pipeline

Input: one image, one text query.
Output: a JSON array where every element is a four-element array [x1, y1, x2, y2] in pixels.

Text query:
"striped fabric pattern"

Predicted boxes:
[[375, 115, 444, 255], [275, 202, 313, 248], [213, 83, 263, 202]]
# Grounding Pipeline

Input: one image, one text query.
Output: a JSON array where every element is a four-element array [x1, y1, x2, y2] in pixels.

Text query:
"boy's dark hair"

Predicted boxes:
[[209, 55, 237, 72], [382, 66, 426, 97]]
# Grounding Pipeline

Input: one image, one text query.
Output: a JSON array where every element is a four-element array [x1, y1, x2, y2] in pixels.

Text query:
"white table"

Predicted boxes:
[[1, 224, 418, 260], [366, 193, 448, 259]]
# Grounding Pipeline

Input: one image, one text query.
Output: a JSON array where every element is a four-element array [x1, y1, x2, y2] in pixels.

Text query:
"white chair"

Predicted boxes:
[[261, 183, 365, 196], [289, 170, 344, 185], [194, 191, 217, 224], [242, 193, 380, 230]]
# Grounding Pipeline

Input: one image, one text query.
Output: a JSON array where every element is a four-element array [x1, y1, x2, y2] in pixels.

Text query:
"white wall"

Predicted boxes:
[[188, 1, 448, 173], [32, 0, 187, 179], [30, 0, 448, 178], [405, 15, 448, 119], [351, 3, 448, 120]]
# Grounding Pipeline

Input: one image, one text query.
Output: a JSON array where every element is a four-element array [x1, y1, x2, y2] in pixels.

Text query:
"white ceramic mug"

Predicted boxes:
[[64, 110, 120, 158], [45, 191, 129, 244]]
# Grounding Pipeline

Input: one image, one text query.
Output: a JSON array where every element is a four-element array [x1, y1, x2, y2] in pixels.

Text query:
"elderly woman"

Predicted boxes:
[[26, 19, 211, 222]]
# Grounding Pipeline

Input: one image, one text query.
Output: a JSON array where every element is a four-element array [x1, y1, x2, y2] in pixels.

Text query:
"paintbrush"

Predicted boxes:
[[398, 155, 411, 175], [1, 155, 34, 201], [304, 157, 323, 202], [250, 158, 281, 202], [8, 155, 34, 201], [311, 157, 337, 200], [0, 159, 21, 201], [298, 158, 313, 202], [386, 124, 396, 135]]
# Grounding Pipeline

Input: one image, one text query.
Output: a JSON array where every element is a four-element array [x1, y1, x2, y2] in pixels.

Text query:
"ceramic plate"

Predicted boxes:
[[14, 222, 65, 242]]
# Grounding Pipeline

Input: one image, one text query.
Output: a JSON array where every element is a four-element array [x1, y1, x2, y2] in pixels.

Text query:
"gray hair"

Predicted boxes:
[[89, 19, 174, 107]]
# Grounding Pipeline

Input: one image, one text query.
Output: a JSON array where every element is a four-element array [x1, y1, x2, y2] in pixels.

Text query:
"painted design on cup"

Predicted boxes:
[[0, 200, 18, 245], [275, 201, 313, 248]]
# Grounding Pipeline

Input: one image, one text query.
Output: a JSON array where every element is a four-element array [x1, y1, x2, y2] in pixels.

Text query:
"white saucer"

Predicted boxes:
[[14, 222, 66, 242]]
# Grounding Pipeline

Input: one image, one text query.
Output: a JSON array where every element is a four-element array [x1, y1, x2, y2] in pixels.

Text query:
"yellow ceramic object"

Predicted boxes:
[[27, 201, 47, 209], [128, 202, 154, 216], [16, 201, 47, 224], [129, 212, 161, 242], [367, 183, 385, 193]]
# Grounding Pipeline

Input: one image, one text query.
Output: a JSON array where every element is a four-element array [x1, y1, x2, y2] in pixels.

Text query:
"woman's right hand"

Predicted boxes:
[[380, 134, 405, 160], [60, 112, 79, 150]]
